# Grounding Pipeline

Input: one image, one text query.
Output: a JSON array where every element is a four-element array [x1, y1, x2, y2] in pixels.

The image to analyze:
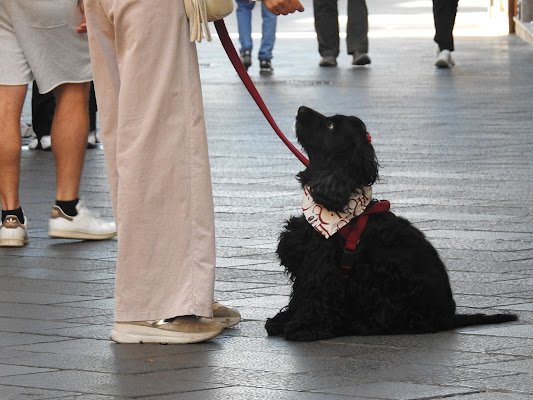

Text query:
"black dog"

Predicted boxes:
[[265, 106, 518, 341]]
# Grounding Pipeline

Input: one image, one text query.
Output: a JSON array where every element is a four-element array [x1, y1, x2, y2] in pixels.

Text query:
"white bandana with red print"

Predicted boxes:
[[303, 185, 372, 239]]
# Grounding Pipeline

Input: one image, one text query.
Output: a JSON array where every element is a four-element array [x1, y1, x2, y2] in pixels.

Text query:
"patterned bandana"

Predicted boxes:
[[303, 185, 372, 239]]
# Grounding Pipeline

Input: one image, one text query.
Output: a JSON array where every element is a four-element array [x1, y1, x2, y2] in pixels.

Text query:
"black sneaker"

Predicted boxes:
[[240, 49, 252, 70], [259, 59, 273, 75]]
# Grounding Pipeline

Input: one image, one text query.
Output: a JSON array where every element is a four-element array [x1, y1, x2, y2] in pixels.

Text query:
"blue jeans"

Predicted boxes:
[[235, 0, 277, 60]]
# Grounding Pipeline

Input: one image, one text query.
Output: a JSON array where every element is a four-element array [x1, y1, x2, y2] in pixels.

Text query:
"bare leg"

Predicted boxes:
[[51, 82, 90, 201], [0, 84, 28, 211]]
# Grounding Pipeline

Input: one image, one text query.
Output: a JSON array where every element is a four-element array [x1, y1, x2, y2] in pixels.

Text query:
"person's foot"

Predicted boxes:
[[319, 56, 337, 67], [435, 49, 454, 68], [213, 301, 241, 328], [87, 130, 97, 149], [259, 59, 273, 75], [352, 52, 371, 66], [20, 123, 33, 138], [0, 216, 29, 247], [240, 49, 252, 70], [110, 316, 223, 344], [48, 201, 116, 240], [28, 135, 52, 151]]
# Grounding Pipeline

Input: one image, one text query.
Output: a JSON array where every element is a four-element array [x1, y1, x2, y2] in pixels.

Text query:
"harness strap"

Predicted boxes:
[[338, 200, 390, 277]]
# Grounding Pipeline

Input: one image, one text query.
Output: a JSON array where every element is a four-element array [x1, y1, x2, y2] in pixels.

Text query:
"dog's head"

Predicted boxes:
[[295, 106, 379, 213]]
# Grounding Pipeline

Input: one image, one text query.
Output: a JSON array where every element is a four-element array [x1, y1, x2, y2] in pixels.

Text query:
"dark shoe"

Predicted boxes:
[[319, 56, 337, 67], [259, 59, 273, 75], [352, 52, 371, 66], [240, 49, 252, 70]]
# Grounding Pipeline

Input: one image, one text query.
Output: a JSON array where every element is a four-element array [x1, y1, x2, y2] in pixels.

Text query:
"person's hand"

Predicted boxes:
[[263, 0, 304, 15], [76, 0, 88, 34]]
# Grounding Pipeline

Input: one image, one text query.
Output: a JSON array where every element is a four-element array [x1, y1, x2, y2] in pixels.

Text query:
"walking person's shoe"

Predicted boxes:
[[0, 216, 29, 247], [240, 49, 252, 70], [435, 49, 454, 68], [48, 201, 116, 240], [28, 135, 52, 151], [110, 316, 224, 344], [352, 52, 371, 66], [319, 56, 337, 67], [259, 59, 273, 75], [87, 130, 97, 149], [213, 301, 241, 328]]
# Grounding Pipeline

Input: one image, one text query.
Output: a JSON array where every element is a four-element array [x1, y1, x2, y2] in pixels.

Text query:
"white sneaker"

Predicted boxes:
[[40, 135, 52, 150], [110, 316, 223, 344], [28, 136, 40, 150], [21, 124, 34, 138], [435, 49, 454, 68], [87, 130, 97, 149], [48, 201, 116, 240], [0, 216, 29, 247]]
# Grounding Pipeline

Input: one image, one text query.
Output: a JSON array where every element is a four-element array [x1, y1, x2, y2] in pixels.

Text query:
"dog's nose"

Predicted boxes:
[[297, 106, 311, 117]]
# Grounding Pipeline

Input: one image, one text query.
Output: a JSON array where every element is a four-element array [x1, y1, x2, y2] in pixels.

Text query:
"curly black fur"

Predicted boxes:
[[265, 106, 518, 341]]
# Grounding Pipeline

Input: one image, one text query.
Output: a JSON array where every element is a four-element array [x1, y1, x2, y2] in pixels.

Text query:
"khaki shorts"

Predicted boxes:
[[0, 0, 92, 94]]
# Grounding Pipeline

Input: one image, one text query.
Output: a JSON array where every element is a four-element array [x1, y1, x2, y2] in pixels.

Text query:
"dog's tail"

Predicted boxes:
[[453, 313, 518, 329]]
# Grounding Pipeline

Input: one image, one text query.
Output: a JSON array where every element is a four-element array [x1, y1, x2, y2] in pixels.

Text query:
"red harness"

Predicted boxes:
[[338, 200, 390, 278]]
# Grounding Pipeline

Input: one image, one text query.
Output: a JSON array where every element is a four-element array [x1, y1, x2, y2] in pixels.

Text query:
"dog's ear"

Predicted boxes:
[[297, 129, 379, 212], [303, 168, 357, 212]]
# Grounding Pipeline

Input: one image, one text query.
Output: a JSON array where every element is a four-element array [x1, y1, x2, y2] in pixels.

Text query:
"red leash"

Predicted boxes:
[[214, 19, 309, 167]]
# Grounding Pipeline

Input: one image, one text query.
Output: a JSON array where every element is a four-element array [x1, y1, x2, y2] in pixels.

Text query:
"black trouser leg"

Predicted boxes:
[[31, 81, 55, 140], [313, 0, 340, 57], [346, 0, 368, 55], [89, 82, 97, 132], [433, 0, 459, 51]]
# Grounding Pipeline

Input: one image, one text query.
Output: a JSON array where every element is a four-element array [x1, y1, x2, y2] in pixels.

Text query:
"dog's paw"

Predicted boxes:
[[265, 318, 285, 337]]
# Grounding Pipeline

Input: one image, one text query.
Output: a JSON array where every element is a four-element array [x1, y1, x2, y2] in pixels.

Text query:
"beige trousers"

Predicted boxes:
[[85, 0, 215, 321]]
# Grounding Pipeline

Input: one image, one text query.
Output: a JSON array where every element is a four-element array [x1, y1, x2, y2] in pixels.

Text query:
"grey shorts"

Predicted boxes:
[[0, 0, 92, 94]]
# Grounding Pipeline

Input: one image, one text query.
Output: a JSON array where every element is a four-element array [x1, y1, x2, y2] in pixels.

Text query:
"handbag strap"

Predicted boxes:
[[213, 19, 309, 167]]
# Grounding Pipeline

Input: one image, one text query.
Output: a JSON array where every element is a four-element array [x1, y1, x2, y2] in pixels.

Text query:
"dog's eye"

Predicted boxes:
[[327, 122, 335, 131]]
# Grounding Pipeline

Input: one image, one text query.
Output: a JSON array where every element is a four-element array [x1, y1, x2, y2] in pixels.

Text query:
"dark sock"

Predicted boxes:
[[2, 208, 25, 224], [56, 198, 79, 217]]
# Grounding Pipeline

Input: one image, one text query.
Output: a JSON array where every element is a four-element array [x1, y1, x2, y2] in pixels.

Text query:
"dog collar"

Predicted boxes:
[[303, 185, 372, 239]]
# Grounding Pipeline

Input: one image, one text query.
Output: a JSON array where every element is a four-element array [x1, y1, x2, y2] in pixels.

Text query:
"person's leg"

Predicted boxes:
[[258, 3, 277, 60], [0, 84, 28, 212], [86, 0, 216, 322], [346, 0, 369, 55], [236, 0, 254, 52], [50, 82, 90, 202], [313, 0, 340, 58], [433, 0, 459, 51]]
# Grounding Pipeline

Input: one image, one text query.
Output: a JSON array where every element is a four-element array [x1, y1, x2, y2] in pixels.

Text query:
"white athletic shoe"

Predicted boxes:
[[0, 216, 29, 247], [110, 316, 223, 344], [87, 130, 97, 149], [435, 49, 454, 68], [48, 201, 116, 240], [21, 124, 34, 138]]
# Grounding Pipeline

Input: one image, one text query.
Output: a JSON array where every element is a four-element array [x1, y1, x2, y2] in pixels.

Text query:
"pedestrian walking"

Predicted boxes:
[[314, 0, 371, 67], [236, 0, 278, 75], [0, 0, 116, 248], [433, 0, 459, 68]]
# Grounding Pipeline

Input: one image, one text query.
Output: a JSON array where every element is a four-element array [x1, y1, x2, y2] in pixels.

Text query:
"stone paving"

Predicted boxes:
[[2, 0, 533, 399]]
